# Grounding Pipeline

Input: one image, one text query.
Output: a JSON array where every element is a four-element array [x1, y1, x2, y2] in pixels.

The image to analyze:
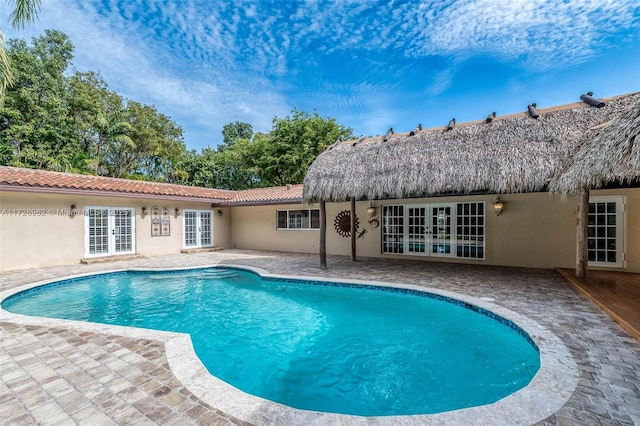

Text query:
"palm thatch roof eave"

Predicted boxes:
[[303, 92, 640, 204], [549, 99, 640, 197]]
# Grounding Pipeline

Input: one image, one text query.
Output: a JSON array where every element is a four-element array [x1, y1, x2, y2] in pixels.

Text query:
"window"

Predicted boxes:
[[456, 202, 484, 259], [382, 202, 485, 259], [588, 196, 625, 267], [277, 209, 320, 230], [382, 205, 404, 253]]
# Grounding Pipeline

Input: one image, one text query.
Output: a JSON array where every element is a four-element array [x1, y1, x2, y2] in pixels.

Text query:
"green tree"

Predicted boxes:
[[1, 30, 187, 179], [93, 93, 132, 176], [0, 30, 78, 171], [1, 0, 41, 105], [251, 109, 352, 186], [221, 121, 252, 149]]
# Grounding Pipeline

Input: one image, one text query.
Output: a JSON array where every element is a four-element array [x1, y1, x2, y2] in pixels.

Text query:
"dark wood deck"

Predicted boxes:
[[558, 268, 640, 341]]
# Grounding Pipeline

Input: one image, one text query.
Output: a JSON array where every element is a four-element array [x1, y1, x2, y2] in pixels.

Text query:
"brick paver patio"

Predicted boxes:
[[1, 250, 639, 425]]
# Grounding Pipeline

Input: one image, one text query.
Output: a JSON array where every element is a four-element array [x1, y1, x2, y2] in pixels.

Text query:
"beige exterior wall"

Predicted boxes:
[[230, 189, 640, 272], [0, 191, 233, 271], [1, 187, 637, 272]]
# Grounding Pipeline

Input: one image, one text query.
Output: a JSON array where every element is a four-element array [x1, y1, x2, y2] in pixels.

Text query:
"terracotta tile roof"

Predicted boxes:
[[0, 166, 236, 201], [228, 184, 303, 205]]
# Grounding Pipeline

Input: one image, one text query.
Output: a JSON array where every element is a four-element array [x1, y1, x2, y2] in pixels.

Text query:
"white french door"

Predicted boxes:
[[588, 196, 625, 268], [183, 210, 213, 248], [85, 207, 135, 257], [383, 202, 485, 259]]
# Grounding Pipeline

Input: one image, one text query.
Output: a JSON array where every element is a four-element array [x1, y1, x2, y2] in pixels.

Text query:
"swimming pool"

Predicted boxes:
[[2, 266, 541, 417]]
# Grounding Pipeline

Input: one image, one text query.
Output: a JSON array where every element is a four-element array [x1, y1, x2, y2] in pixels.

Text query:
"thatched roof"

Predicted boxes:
[[303, 93, 640, 203], [549, 98, 640, 196]]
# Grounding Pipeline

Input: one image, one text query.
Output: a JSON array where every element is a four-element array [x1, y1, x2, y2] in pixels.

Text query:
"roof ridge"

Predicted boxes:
[[337, 91, 640, 145], [0, 166, 236, 200]]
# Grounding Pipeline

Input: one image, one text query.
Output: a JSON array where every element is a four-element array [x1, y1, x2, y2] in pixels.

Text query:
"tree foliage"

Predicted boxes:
[[1, 0, 41, 105], [0, 30, 185, 177], [1, 30, 354, 190], [251, 109, 352, 186]]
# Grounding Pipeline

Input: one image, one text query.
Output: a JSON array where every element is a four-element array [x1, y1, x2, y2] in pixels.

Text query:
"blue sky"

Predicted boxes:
[[2, 0, 639, 150]]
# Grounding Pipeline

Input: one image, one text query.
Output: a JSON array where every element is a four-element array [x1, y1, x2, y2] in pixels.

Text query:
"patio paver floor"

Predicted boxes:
[[1, 250, 639, 425]]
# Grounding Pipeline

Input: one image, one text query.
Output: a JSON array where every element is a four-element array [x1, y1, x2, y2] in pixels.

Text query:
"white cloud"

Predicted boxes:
[[1, 0, 637, 148], [404, 0, 638, 69]]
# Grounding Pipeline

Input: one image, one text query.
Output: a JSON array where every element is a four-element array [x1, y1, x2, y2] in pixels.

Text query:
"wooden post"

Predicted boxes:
[[319, 200, 327, 270], [350, 197, 356, 261], [576, 189, 589, 278]]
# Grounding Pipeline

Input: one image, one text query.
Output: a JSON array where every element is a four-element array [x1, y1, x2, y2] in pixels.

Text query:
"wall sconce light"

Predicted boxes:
[[217, 209, 223, 217], [70, 203, 78, 218], [367, 201, 377, 218], [492, 197, 504, 216], [141, 206, 148, 217], [174, 207, 181, 217]]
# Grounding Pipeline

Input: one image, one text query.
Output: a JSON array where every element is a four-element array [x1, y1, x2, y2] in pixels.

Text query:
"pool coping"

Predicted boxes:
[[0, 264, 579, 426]]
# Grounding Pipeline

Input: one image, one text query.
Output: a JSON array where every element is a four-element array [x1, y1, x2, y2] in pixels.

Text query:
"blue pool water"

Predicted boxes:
[[2, 268, 540, 416]]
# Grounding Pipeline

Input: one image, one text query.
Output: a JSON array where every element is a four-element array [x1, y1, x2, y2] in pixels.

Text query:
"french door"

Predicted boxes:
[[383, 202, 484, 259], [85, 207, 135, 257], [403, 205, 453, 256], [184, 210, 213, 248], [588, 196, 625, 267]]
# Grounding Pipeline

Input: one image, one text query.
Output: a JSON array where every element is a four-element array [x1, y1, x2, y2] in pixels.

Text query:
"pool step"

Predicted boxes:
[[145, 269, 239, 281], [80, 254, 146, 265], [180, 247, 224, 254]]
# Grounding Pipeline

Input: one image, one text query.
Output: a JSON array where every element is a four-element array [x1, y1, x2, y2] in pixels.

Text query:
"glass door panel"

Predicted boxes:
[[87, 208, 109, 255], [430, 205, 452, 256], [199, 211, 212, 246], [407, 206, 427, 254], [113, 209, 133, 253], [382, 205, 404, 254], [184, 211, 198, 247]]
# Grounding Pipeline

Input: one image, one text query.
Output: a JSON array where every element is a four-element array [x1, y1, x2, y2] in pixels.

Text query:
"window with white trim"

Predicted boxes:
[[456, 202, 485, 259], [277, 209, 320, 230], [588, 196, 625, 267], [382, 202, 485, 259]]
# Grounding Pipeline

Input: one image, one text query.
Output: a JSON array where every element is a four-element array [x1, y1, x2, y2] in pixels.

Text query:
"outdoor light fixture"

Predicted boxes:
[[174, 207, 181, 216], [141, 206, 148, 217], [367, 202, 377, 218], [492, 197, 504, 216], [218, 209, 223, 217], [70, 203, 78, 217]]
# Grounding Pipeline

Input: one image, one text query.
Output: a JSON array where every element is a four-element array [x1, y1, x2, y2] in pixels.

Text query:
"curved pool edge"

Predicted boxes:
[[0, 265, 579, 426]]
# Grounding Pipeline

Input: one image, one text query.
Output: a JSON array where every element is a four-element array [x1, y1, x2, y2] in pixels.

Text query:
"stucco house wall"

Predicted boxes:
[[1, 179, 637, 273], [230, 189, 639, 272], [0, 191, 233, 271]]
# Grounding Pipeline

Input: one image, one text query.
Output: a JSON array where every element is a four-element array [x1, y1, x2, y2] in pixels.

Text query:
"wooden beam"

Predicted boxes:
[[350, 197, 356, 261], [319, 200, 327, 270], [576, 190, 589, 278]]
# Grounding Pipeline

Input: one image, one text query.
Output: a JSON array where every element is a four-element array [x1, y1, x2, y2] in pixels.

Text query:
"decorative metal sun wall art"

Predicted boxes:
[[334, 210, 359, 237]]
